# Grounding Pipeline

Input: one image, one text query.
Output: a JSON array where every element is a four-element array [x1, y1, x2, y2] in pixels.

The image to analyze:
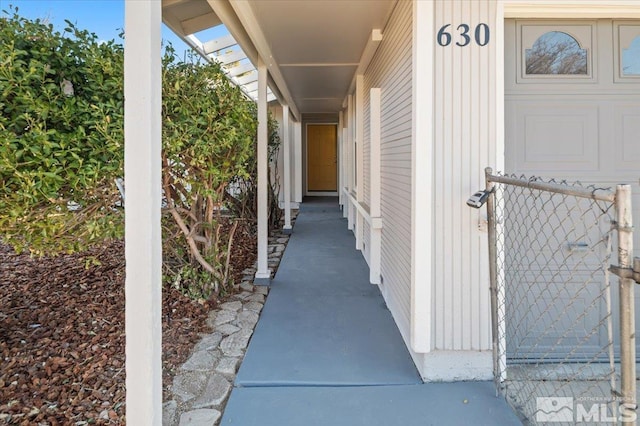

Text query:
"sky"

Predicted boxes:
[[0, 0, 225, 60]]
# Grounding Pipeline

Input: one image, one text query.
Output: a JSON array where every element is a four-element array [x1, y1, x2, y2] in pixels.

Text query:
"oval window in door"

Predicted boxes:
[[525, 31, 587, 75]]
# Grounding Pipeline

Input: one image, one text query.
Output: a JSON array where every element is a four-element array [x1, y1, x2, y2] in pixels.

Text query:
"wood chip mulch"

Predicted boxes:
[[0, 223, 257, 425]]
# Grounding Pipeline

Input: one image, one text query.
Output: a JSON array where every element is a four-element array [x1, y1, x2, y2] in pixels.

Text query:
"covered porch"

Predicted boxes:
[[124, 1, 423, 422], [123, 0, 492, 422]]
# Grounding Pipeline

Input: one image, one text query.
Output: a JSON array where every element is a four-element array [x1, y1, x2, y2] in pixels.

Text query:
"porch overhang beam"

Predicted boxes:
[[235, 71, 257, 85], [226, 62, 256, 78], [206, 0, 258, 62], [203, 33, 238, 54], [162, 0, 189, 9], [214, 49, 247, 66], [227, 0, 301, 122], [162, 13, 206, 50], [205, 1, 281, 107], [181, 11, 221, 35]]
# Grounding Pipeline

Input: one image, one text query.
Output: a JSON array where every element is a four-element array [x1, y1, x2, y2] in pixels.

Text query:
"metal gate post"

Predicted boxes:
[[616, 184, 636, 423], [485, 167, 500, 395]]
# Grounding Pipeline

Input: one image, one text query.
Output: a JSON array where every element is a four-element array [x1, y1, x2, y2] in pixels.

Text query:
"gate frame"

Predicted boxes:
[[484, 167, 637, 421]]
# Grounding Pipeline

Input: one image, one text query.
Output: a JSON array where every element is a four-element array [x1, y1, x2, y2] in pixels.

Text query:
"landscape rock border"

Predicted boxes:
[[164, 218, 296, 426]]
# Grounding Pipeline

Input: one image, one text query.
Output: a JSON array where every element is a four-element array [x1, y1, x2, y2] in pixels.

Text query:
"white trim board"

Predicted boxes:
[[502, 1, 640, 19]]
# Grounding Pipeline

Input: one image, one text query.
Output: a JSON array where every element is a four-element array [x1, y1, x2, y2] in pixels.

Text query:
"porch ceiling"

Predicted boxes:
[[161, 0, 396, 115]]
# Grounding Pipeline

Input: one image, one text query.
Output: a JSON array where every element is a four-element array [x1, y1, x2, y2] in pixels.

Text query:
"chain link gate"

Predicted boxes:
[[476, 168, 638, 425]]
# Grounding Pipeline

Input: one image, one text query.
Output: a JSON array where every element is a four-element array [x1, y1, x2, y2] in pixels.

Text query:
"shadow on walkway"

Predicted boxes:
[[222, 198, 521, 425]]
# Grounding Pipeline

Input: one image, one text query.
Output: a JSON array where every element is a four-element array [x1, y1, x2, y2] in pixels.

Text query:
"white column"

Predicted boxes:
[[342, 125, 349, 219], [369, 88, 382, 285], [346, 95, 355, 230], [355, 75, 364, 251], [124, 0, 162, 423], [255, 58, 271, 284], [411, 0, 434, 353], [337, 111, 344, 207], [294, 121, 302, 204], [282, 105, 292, 233]]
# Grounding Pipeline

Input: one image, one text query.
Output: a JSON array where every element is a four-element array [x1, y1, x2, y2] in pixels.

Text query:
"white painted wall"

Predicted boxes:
[[434, 0, 496, 345], [361, 0, 414, 362], [410, 0, 640, 381], [411, 0, 499, 380]]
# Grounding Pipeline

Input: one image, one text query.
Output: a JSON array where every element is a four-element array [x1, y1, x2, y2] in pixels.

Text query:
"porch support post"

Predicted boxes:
[[355, 75, 364, 251], [255, 57, 271, 284], [294, 120, 302, 205], [346, 94, 354, 230], [341, 121, 349, 218], [369, 88, 382, 285], [338, 111, 344, 208], [410, 0, 434, 353], [124, 0, 162, 423], [282, 104, 292, 234]]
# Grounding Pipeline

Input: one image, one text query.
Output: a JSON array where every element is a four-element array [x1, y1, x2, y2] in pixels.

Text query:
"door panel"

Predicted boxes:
[[307, 125, 337, 191], [505, 19, 640, 359]]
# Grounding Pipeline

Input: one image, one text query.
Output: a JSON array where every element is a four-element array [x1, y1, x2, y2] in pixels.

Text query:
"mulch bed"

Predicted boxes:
[[0, 223, 256, 425]]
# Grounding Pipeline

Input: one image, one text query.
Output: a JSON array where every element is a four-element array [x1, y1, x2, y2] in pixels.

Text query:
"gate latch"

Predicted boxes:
[[467, 189, 493, 209], [609, 258, 640, 284]]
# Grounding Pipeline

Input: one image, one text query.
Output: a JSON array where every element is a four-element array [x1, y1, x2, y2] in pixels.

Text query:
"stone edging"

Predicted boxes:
[[163, 218, 295, 426]]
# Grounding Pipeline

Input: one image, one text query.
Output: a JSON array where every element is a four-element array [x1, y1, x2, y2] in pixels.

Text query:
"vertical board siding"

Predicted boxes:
[[363, 85, 371, 263], [363, 0, 413, 333], [433, 0, 494, 351], [364, 84, 371, 206]]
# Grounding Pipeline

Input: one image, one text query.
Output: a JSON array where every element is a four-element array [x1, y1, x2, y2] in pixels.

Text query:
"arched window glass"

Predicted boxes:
[[622, 35, 640, 76], [525, 31, 587, 75]]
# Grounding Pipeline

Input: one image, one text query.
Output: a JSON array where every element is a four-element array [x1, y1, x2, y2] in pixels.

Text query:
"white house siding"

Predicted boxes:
[[362, 0, 414, 346], [433, 0, 495, 350], [362, 80, 371, 265], [411, 0, 497, 380], [417, 0, 640, 381]]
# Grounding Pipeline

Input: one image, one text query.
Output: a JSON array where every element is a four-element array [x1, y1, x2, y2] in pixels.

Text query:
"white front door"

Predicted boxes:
[[505, 19, 640, 359]]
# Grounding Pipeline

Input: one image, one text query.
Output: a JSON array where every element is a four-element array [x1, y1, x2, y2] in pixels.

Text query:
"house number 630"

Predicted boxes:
[[437, 23, 490, 47]]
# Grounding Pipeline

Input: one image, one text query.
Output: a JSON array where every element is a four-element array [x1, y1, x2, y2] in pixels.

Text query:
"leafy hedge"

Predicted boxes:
[[0, 9, 279, 297], [0, 10, 124, 254], [0, 10, 281, 296], [161, 48, 256, 297]]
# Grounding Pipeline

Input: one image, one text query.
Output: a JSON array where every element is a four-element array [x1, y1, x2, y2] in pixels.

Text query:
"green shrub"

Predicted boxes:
[[161, 48, 257, 298], [0, 9, 124, 254], [0, 10, 277, 298]]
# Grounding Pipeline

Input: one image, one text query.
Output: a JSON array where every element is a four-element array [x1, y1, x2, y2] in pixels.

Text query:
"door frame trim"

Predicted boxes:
[[304, 122, 339, 196]]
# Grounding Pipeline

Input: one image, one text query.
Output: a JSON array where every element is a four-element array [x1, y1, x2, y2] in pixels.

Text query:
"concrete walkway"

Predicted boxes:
[[221, 197, 521, 425]]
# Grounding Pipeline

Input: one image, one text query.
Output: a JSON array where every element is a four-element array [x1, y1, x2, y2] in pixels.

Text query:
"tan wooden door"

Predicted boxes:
[[307, 124, 337, 191]]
